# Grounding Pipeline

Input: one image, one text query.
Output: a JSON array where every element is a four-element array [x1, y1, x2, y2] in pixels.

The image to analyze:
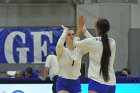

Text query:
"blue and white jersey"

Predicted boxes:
[[56, 29, 87, 80], [57, 45, 87, 79], [74, 30, 116, 85]]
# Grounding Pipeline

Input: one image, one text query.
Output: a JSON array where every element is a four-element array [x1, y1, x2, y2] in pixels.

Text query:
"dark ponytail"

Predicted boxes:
[[100, 33, 111, 82], [97, 18, 111, 82]]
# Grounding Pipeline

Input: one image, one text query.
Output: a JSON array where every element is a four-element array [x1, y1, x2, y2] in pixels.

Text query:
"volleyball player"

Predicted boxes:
[[74, 15, 116, 93], [56, 25, 87, 93]]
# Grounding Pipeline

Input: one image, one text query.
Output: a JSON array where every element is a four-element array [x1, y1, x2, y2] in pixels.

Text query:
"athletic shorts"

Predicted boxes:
[[56, 76, 81, 93], [88, 79, 116, 93]]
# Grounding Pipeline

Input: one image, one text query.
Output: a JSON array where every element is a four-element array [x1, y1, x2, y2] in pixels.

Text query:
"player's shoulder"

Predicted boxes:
[[109, 38, 115, 42]]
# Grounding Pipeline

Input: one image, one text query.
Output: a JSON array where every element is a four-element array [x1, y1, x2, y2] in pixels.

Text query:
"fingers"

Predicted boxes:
[[61, 25, 69, 31], [96, 16, 101, 19], [61, 25, 65, 28], [95, 16, 102, 22], [77, 15, 85, 30], [78, 11, 84, 16]]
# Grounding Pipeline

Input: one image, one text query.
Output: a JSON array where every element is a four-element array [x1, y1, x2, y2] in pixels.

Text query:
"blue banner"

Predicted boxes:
[[0, 28, 63, 63]]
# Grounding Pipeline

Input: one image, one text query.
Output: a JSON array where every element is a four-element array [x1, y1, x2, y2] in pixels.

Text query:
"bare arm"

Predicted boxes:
[[82, 24, 93, 38], [76, 15, 85, 37]]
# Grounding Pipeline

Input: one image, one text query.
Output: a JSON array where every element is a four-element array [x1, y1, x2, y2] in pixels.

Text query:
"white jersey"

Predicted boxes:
[[74, 31, 116, 85], [57, 46, 86, 80], [56, 28, 87, 80], [45, 54, 59, 81]]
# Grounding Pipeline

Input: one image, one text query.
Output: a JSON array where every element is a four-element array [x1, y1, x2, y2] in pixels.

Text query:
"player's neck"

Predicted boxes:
[[66, 43, 74, 51]]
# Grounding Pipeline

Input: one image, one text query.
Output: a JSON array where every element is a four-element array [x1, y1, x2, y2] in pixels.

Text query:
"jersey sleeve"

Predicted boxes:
[[84, 30, 94, 38], [74, 37, 95, 51], [45, 55, 52, 68]]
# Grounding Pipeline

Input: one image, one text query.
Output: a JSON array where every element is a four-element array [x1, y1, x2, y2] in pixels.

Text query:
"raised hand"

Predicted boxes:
[[77, 15, 85, 31], [61, 25, 69, 31]]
